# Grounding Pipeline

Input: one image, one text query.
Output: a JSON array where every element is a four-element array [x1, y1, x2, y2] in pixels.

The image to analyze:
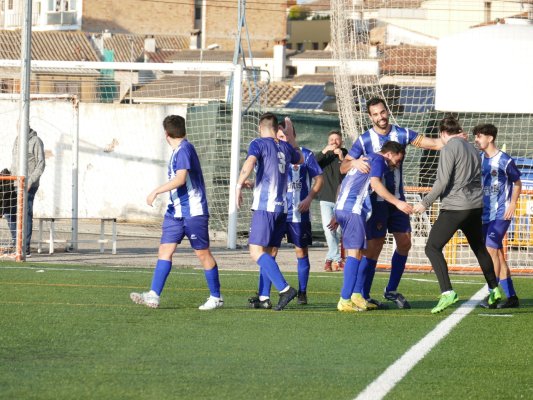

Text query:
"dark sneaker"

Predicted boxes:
[[383, 291, 411, 309], [273, 287, 297, 311], [297, 291, 308, 305], [248, 294, 272, 309], [479, 294, 494, 309], [324, 260, 333, 272], [367, 298, 388, 310], [497, 295, 519, 309]]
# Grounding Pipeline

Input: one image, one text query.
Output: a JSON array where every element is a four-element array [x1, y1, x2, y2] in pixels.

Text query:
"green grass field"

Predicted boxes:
[[1, 261, 531, 399]]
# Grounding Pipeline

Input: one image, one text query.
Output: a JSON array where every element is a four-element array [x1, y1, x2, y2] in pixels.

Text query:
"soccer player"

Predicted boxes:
[[130, 115, 223, 310], [341, 97, 444, 309], [413, 116, 502, 314], [333, 141, 412, 312], [249, 117, 323, 307], [474, 123, 521, 308], [236, 112, 303, 311]]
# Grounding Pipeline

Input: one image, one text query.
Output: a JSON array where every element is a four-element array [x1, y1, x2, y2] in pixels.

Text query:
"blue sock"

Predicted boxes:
[[258, 265, 272, 297], [340, 256, 360, 299], [204, 265, 221, 298], [353, 257, 370, 294], [257, 253, 288, 291], [386, 251, 408, 292], [150, 259, 172, 296], [363, 258, 377, 299], [500, 277, 516, 297], [297, 256, 310, 292]]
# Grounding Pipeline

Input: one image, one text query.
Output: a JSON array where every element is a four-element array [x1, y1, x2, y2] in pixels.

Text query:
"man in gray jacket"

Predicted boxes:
[[9, 127, 45, 256], [413, 116, 501, 314]]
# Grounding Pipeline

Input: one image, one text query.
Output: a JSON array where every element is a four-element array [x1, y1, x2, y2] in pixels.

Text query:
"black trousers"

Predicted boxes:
[[425, 208, 498, 293]]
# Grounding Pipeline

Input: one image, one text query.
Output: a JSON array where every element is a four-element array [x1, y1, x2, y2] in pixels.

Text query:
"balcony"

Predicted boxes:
[[1, 11, 78, 28]]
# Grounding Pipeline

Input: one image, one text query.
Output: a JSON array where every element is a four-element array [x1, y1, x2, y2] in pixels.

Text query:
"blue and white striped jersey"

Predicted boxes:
[[348, 125, 418, 201], [165, 139, 209, 218], [287, 147, 323, 223], [248, 137, 301, 213], [481, 150, 521, 223], [335, 153, 388, 218]]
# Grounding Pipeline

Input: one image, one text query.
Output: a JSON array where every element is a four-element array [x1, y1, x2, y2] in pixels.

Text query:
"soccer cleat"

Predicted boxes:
[[488, 287, 503, 307], [273, 287, 297, 311], [337, 298, 359, 312], [297, 290, 308, 305], [350, 293, 369, 311], [324, 260, 333, 272], [248, 295, 273, 309], [130, 291, 160, 309], [384, 291, 411, 309], [199, 295, 224, 310], [431, 290, 458, 314], [366, 298, 387, 310], [497, 295, 519, 309], [479, 294, 494, 309]]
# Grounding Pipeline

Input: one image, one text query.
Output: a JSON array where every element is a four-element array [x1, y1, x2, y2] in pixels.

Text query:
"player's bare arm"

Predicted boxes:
[[298, 175, 324, 213], [370, 177, 413, 215], [147, 169, 187, 206], [504, 179, 522, 220], [236, 155, 257, 209]]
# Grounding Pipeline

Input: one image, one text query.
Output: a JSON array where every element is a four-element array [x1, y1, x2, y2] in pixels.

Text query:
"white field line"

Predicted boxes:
[[354, 285, 487, 400]]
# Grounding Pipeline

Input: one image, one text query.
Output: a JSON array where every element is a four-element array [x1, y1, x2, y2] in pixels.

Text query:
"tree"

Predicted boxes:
[[288, 5, 311, 21]]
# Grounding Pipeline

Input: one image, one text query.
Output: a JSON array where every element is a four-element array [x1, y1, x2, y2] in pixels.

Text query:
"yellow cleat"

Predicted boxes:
[[337, 298, 360, 312], [350, 293, 369, 311]]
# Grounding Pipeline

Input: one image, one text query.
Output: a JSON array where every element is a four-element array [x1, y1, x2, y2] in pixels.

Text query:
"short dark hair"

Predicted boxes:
[[366, 97, 387, 114], [439, 115, 463, 135], [163, 115, 186, 138], [381, 140, 405, 155], [472, 123, 498, 140], [259, 112, 278, 131], [328, 129, 341, 137]]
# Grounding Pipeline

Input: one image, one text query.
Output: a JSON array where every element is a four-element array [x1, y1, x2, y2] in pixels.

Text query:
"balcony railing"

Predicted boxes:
[[2, 11, 77, 27]]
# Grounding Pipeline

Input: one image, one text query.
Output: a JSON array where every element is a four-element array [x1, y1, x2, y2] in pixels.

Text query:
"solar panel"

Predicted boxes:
[[285, 85, 327, 110], [399, 87, 435, 113]]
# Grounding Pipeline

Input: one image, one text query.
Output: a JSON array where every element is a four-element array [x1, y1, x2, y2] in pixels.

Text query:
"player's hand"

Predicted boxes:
[[413, 203, 426, 214], [146, 191, 158, 207], [242, 180, 254, 189], [333, 148, 344, 161], [236, 187, 243, 209], [327, 216, 338, 231], [353, 157, 370, 174], [504, 203, 517, 220], [322, 144, 336, 154], [297, 196, 312, 213], [396, 201, 413, 215]]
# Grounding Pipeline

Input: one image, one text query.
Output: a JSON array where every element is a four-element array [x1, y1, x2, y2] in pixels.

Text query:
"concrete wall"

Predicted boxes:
[[0, 100, 187, 222], [287, 20, 330, 50]]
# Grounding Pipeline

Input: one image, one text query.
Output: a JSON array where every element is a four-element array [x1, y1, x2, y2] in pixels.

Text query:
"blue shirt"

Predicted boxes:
[[336, 153, 388, 218], [248, 137, 301, 212], [165, 140, 209, 218], [287, 147, 323, 223], [349, 125, 418, 201], [481, 150, 521, 223]]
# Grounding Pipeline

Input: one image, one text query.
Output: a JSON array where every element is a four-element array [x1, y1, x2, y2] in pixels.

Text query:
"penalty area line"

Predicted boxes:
[[354, 285, 487, 400]]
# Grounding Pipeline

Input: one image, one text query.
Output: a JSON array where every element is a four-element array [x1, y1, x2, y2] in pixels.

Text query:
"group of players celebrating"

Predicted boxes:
[[130, 97, 521, 314]]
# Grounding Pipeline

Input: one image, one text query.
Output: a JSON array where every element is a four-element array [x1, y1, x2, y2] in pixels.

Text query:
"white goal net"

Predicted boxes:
[[331, 0, 533, 272]]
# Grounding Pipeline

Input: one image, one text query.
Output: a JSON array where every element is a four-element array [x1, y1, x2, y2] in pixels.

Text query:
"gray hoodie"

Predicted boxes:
[[421, 136, 483, 210], [11, 129, 46, 190]]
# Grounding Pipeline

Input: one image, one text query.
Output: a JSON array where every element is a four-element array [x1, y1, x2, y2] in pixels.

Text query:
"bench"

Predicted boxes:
[[36, 218, 117, 255]]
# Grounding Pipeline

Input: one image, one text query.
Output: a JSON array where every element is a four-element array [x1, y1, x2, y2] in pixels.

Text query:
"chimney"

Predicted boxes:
[[272, 38, 287, 82], [144, 35, 156, 53], [190, 29, 201, 50]]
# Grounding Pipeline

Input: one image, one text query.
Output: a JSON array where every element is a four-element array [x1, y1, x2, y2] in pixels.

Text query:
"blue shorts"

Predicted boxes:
[[366, 200, 411, 240], [249, 210, 287, 248], [483, 220, 511, 249], [335, 210, 366, 250], [160, 214, 210, 250], [285, 221, 312, 249]]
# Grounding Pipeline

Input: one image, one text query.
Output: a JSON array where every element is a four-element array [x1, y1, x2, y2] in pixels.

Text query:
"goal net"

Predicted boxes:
[[0, 57, 269, 256], [331, 0, 533, 272]]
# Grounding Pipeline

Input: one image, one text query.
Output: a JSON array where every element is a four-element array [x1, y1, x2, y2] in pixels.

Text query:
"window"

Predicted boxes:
[[49, 0, 76, 12], [312, 42, 319, 50], [484, 2, 492, 23], [8, 0, 14, 10], [286, 43, 293, 50], [297, 43, 304, 51]]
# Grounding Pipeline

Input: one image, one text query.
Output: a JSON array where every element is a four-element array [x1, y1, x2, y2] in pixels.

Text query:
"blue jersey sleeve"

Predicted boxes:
[[406, 128, 419, 144], [348, 138, 363, 159], [247, 139, 262, 159], [290, 145, 301, 164], [174, 143, 192, 172], [507, 159, 522, 183], [369, 155, 386, 179], [305, 151, 323, 178]]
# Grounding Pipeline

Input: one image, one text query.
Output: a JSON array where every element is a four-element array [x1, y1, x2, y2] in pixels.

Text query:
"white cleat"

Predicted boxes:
[[199, 295, 224, 310], [130, 291, 160, 309]]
